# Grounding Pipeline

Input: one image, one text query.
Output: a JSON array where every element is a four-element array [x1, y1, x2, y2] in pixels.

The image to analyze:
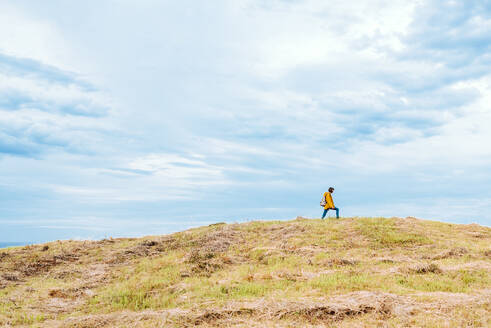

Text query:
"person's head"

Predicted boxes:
[[328, 187, 334, 193]]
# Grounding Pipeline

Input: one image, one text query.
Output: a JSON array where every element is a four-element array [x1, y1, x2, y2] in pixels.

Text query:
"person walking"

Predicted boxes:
[[321, 187, 339, 219]]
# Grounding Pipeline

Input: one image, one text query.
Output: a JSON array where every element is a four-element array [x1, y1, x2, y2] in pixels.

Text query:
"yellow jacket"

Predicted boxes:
[[323, 192, 335, 210]]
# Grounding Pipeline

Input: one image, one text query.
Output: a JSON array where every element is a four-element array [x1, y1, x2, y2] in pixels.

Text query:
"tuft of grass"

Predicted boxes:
[[408, 263, 442, 274]]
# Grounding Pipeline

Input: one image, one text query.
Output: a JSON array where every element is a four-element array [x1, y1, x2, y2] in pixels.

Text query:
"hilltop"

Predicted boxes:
[[0, 217, 490, 327]]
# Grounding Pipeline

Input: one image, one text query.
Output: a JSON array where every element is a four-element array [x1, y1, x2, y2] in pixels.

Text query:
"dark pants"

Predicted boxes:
[[322, 207, 339, 219]]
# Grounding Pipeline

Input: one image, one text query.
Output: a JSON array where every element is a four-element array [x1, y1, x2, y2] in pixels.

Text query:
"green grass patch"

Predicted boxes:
[[199, 280, 293, 300], [356, 218, 430, 248], [88, 254, 182, 311], [11, 313, 46, 325], [396, 269, 490, 293], [309, 272, 373, 292]]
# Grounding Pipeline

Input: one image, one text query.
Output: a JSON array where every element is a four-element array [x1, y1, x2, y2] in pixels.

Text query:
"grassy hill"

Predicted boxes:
[[1, 217, 490, 327]]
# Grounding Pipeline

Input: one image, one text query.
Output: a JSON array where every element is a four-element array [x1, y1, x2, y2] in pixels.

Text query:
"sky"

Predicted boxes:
[[1, 0, 491, 243]]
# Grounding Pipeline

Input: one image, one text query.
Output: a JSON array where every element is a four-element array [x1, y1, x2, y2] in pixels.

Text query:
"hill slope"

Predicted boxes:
[[1, 217, 490, 327]]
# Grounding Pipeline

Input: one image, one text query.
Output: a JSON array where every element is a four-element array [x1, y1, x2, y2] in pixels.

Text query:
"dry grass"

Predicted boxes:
[[0, 217, 490, 327]]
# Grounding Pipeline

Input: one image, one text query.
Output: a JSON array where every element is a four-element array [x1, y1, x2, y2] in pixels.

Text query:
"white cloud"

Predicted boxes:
[[227, 0, 417, 78], [0, 73, 110, 115], [1, 0, 491, 243], [124, 153, 229, 189], [0, 2, 78, 71]]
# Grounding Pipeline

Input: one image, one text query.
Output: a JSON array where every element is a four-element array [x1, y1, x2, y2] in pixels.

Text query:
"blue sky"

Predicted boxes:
[[1, 0, 491, 242]]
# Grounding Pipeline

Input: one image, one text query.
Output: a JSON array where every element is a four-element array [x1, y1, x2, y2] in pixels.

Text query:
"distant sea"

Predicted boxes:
[[0, 242, 28, 249]]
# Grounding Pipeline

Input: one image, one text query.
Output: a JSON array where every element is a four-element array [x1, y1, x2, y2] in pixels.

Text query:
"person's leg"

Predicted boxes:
[[321, 209, 328, 219], [334, 207, 339, 218]]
